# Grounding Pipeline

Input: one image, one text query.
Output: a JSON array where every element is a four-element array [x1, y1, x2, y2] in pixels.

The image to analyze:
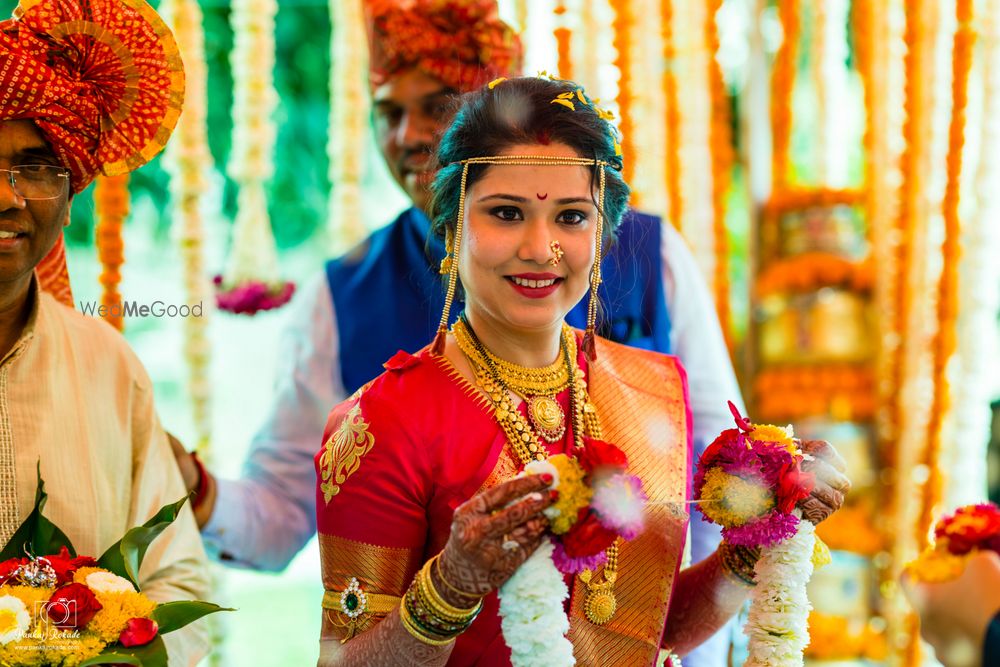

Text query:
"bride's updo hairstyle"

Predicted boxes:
[[429, 76, 630, 243]]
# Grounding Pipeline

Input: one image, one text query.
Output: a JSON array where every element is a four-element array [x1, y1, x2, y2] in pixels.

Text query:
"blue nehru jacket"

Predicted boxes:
[[325, 206, 672, 395]]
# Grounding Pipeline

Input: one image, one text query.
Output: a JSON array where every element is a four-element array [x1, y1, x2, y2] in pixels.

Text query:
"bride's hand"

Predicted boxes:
[[437, 474, 556, 603], [798, 439, 852, 524]]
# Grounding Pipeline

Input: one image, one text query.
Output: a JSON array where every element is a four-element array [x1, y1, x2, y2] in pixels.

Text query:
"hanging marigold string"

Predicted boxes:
[[94, 174, 130, 331], [706, 0, 733, 350], [915, 0, 976, 551], [851, 0, 876, 243], [610, 0, 636, 188], [554, 3, 572, 79], [161, 0, 215, 452], [660, 0, 681, 230], [771, 0, 799, 190]]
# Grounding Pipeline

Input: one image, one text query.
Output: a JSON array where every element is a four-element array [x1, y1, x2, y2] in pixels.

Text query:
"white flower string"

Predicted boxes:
[[326, 0, 368, 253], [160, 0, 214, 450], [498, 539, 575, 667], [744, 515, 816, 666]]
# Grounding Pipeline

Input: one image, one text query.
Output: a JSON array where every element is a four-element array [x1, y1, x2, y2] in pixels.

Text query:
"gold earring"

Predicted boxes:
[[439, 228, 455, 275], [549, 240, 564, 266]]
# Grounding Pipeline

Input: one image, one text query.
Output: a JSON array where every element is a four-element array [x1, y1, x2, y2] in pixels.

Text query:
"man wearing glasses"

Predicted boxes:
[[0, 1, 210, 664]]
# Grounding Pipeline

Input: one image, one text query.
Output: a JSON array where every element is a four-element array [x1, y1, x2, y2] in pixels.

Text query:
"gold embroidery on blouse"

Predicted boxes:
[[319, 403, 375, 504]]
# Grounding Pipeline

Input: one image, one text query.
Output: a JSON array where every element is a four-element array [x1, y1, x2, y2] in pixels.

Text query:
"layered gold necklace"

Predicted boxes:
[[452, 315, 620, 625]]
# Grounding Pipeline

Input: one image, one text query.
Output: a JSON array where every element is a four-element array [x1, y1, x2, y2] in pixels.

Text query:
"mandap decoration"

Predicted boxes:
[[694, 403, 825, 666], [498, 445, 649, 667], [0, 474, 228, 666]]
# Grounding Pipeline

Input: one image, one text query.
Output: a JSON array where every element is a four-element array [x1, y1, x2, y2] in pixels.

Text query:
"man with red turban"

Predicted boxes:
[[175, 1, 738, 663], [0, 0, 210, 663]]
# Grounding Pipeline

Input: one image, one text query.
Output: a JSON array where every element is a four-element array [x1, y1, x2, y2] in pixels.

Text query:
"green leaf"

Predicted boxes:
[[0, 464, 76, 561], [78, 635, 168, 667], [150, 600, 234, 634], [97, 496, 189, 588]]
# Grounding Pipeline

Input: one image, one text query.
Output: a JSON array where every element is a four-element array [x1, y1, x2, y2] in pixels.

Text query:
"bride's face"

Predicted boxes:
[[457, 142, 597, 337]]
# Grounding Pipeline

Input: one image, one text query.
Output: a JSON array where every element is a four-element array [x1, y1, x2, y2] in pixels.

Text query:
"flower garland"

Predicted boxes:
[[609, 0, 636, 189], [805, 612, 888, 661], [695, 403, 823, 665], [93, 174, 130, 332], [906, 503, 1000, 582], [160, 0, 214, 451], [771, 0, 799, 190], [217, 0, 294, 315], [497, 447, 647, 666], [915, 0, 975, 551], [660, 0, 682, 231], [553, 3, 572, 80], [705, 0, 732, 350], [754, 253, 874, 298], [753, 364, 875, 423], [327, 0, 368, 253]]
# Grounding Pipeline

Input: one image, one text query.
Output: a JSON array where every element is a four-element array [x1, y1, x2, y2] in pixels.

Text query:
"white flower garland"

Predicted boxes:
[[160, 0, 214, 450], [224, 0, 282, 288], [744, 517, 815, 667], [498, 539, 575, 667]]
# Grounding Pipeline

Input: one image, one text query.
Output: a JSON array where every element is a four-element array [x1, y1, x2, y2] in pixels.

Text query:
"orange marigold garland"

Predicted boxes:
[[610, 0, 634, 188], [706, 0, 732, 349], [553, 3, 572, 80], [660, 0, 682, 230], [915, 0, 976, 551], [94, 174, 130, 331], [771, 0, 799, 190]]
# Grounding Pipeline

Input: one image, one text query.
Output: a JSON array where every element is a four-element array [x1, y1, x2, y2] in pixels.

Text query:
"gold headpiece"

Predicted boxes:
[[431, 155, 608, 360]]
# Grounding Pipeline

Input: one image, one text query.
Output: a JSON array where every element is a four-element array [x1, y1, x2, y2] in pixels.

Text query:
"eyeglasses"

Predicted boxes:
[[1, 165, 71, 201]]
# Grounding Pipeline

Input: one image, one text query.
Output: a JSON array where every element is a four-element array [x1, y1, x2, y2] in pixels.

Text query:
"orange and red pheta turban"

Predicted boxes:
[[0, 0, 183, 305], [365, 0, 522, 92]]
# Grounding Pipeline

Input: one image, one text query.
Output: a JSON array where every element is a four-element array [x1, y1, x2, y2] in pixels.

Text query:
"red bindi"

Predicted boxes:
[[536, 193, 548, 200]]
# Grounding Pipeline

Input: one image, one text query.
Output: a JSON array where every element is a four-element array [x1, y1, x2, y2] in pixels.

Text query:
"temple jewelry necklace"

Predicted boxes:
[[452, 315, 620, 625]]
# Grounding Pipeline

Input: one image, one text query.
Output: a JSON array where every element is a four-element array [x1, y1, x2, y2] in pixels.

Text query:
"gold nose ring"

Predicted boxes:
[[549, 241, 564, 266]]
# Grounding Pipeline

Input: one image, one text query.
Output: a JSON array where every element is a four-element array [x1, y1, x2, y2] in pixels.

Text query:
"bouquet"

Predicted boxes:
[[0, 473, 228, 666], [498, 438, 647, 667], [906, 503, 1000, 582], [694, 402, 826, 667]]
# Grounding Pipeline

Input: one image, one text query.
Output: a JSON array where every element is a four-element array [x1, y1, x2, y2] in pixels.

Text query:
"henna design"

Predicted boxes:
[[318, 608, 453, 666], [436, 475, 554, 605], [797, 439, 851, 525]]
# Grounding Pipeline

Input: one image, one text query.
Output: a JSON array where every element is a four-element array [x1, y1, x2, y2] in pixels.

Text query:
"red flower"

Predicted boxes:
[[0, 557, 26, 585], [43, 546, 98, 585], [119, 617, 159, 647], [47, 583, 103, 630], [775, 462, 814, 514], [935, 504, 1000, 555], [578, 437, 627, 473], [561, 509, 618, 558]]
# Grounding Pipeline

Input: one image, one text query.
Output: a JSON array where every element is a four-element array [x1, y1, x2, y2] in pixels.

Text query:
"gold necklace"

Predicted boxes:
[[453, 316, 619, 625], [453, 320, 573, 443]]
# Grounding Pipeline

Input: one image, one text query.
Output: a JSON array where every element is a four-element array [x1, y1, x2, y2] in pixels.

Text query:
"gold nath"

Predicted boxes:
[[431, 155, 608, 359]]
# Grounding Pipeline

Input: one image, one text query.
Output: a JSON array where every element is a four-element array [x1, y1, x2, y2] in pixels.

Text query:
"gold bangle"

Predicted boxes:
[[399, 598, 457, 647], [419, 557, 482, 620], [433, 553, 483, 601]]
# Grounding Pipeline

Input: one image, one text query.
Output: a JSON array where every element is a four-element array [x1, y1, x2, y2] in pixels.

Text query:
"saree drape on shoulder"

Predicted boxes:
[[314, 333, 692, 665]]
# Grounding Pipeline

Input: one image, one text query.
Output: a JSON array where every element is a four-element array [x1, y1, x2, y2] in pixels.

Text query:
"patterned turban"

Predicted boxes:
[[365, 0, 522, 93], [0, 0, 184, 306], [0, 0, 185, 194]]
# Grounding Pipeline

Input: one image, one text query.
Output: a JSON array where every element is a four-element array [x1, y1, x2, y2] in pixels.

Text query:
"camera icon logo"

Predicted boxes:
[[33, 599, 77, 636]]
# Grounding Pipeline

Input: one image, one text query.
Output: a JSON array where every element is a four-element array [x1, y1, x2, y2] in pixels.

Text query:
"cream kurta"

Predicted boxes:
[[0, 281, 211, 665]]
